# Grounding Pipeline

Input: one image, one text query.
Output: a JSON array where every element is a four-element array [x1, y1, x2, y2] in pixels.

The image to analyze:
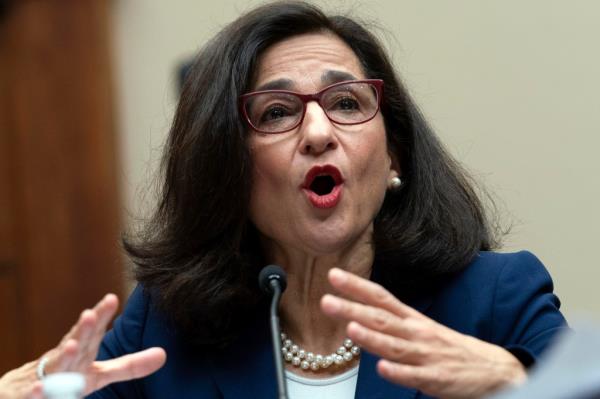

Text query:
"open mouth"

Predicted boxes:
[[310, 175, 336, 196], [302, 165, 344, 209], [302, 165, 344, 197]]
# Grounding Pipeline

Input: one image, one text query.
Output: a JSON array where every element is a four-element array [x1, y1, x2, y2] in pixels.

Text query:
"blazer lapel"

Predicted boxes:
[[355, 350, 418, 399], [355, 269, 435, 399], [210, 311, 278, 399]]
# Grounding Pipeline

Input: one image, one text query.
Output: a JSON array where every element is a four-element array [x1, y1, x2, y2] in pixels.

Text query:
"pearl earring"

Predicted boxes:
[[389, 176, 402, 190]]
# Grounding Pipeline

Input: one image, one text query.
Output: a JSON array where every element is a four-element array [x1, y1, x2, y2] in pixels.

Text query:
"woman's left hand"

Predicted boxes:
[[320, 268, 527, 399]]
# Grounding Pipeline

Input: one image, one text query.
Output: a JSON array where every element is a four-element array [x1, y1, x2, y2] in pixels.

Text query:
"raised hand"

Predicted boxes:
[[0, 294, 166, 399], [320, 268, 526, 399], [0, 361, 43, 399]]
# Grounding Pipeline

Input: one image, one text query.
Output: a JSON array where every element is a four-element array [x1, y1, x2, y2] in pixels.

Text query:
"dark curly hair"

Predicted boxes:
[[124, 0, 500, 349]]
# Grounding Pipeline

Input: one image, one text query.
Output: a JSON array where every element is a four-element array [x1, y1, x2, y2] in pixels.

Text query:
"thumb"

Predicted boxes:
[[87, 347, 166, 394]]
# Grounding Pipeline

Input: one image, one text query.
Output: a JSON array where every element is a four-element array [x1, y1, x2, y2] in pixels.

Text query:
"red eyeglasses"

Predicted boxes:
[[240, 79, 384, 134]]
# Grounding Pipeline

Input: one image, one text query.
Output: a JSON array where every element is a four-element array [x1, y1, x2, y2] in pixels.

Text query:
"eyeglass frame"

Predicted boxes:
[[239, 79, 384, 134]]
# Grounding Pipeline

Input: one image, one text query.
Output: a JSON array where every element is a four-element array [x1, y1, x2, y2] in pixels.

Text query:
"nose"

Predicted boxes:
[[298, 101, 338, 156]]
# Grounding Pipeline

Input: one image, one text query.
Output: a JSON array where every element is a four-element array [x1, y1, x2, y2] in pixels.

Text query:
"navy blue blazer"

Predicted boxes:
[[89, 251, 567, 399]]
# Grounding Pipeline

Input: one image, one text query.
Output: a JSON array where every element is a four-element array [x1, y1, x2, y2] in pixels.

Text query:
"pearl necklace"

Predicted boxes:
[[280, 332, 361, 371]]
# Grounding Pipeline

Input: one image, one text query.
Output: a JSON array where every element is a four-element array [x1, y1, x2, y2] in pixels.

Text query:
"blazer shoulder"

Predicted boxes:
[[470, 249, 546, 268], [470, 251, 566, 364], [455, 250, 559, 318], [462, 250, 552, 285]]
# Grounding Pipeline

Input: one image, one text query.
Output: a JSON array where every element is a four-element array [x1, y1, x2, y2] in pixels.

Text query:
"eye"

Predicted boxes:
[[326, 93, 361, 113], [260, 105, 291, 122], [335, 97, 360, 111]]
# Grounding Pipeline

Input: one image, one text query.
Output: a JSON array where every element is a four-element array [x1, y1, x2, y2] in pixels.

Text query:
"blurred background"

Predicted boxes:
[[1, 0, 598, 374]]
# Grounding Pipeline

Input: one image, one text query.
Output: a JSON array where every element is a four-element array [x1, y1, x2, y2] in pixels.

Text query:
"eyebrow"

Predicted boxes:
[[321, 70, 358, 85], [254, 70, 359, 92], [255, 78, 294, 92]]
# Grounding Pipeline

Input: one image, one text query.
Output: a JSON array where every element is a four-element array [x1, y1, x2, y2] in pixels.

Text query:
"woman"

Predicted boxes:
[[2, 2, 567, 398]]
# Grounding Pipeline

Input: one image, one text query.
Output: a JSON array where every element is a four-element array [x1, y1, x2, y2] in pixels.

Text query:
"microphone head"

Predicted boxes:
[[258, 265, 287, 294]]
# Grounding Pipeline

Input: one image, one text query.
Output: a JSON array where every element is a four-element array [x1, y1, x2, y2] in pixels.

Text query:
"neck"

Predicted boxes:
[[260, 231, 373, 356]]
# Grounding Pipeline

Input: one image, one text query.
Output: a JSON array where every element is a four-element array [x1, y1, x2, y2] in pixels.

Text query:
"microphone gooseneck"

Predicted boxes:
[[258, 265, 289, 399]]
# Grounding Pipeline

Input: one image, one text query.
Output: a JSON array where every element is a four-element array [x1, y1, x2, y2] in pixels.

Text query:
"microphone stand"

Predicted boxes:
[[268, 279, 288, 399]]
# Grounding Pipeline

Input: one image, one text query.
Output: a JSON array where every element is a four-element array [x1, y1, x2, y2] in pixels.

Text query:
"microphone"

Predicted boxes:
[[258, 265, 289, 399]]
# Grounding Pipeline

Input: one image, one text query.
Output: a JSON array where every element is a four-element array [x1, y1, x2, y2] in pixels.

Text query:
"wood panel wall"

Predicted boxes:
[[0, 0, 123, 373]]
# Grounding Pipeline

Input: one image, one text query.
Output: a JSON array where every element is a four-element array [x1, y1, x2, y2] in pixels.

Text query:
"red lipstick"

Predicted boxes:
[[301, 165, 344, 209]]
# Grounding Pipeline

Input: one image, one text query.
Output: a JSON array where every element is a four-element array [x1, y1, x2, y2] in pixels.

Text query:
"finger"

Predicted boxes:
[[328, 268, 420, 318], [26, 382, 43, 399], [321, 294, 416, 338], [91, 294, 119, 330], [41, 337, 82, 375], [66, 293, 117, 344], [86, 294, 118, 344], [77, 310, 98, 344], [87, 294, 119, 347], [346, 321, 427, 364], [67, 294, 117, 344], [53, 304, 102, 371], [377, 359, 440, 392], [53, 339, 80, 371], [72, 295, 119, 368], [67, 311, 100, 369], [88, 348, 167, 394], [59, 308, 97, 346], [34, 303, 116, 389]]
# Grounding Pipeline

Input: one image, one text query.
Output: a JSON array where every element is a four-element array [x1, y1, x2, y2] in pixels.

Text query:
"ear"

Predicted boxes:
[[387, 150, 401, 181]]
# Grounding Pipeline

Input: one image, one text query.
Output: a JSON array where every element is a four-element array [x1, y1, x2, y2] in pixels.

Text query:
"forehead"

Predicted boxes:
[[252, 32, 366, 91]]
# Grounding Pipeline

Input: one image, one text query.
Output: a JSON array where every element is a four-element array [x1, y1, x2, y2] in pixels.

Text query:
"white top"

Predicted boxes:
[[285, 366, 359, 399]]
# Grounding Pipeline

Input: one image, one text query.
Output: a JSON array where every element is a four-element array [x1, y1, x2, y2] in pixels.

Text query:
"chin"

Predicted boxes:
[[300, 226, 369, 256]]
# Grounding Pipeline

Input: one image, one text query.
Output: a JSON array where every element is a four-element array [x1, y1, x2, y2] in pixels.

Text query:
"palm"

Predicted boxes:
[[38, 294, 166, 396]]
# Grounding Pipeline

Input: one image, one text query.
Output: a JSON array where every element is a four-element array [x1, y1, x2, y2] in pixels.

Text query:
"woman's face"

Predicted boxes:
[[247, 33, 397, 257]]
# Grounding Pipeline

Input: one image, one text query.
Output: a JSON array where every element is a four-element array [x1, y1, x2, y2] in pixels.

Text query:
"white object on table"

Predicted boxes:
[[42, 372, 85, 399]]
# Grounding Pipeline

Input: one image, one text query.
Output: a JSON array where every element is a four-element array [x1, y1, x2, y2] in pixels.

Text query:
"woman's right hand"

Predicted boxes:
[[0, 294, 166, 399]]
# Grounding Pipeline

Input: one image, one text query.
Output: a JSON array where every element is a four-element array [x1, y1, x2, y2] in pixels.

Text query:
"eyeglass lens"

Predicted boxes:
[[244, 82, 379, 133]]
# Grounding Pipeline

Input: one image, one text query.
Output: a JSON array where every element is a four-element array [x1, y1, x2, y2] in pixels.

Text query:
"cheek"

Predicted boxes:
[[248, 140, 294, 226], [355, 125, 391, 183], [352, 130, 392, 217], [250, 144, 289, 191]]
